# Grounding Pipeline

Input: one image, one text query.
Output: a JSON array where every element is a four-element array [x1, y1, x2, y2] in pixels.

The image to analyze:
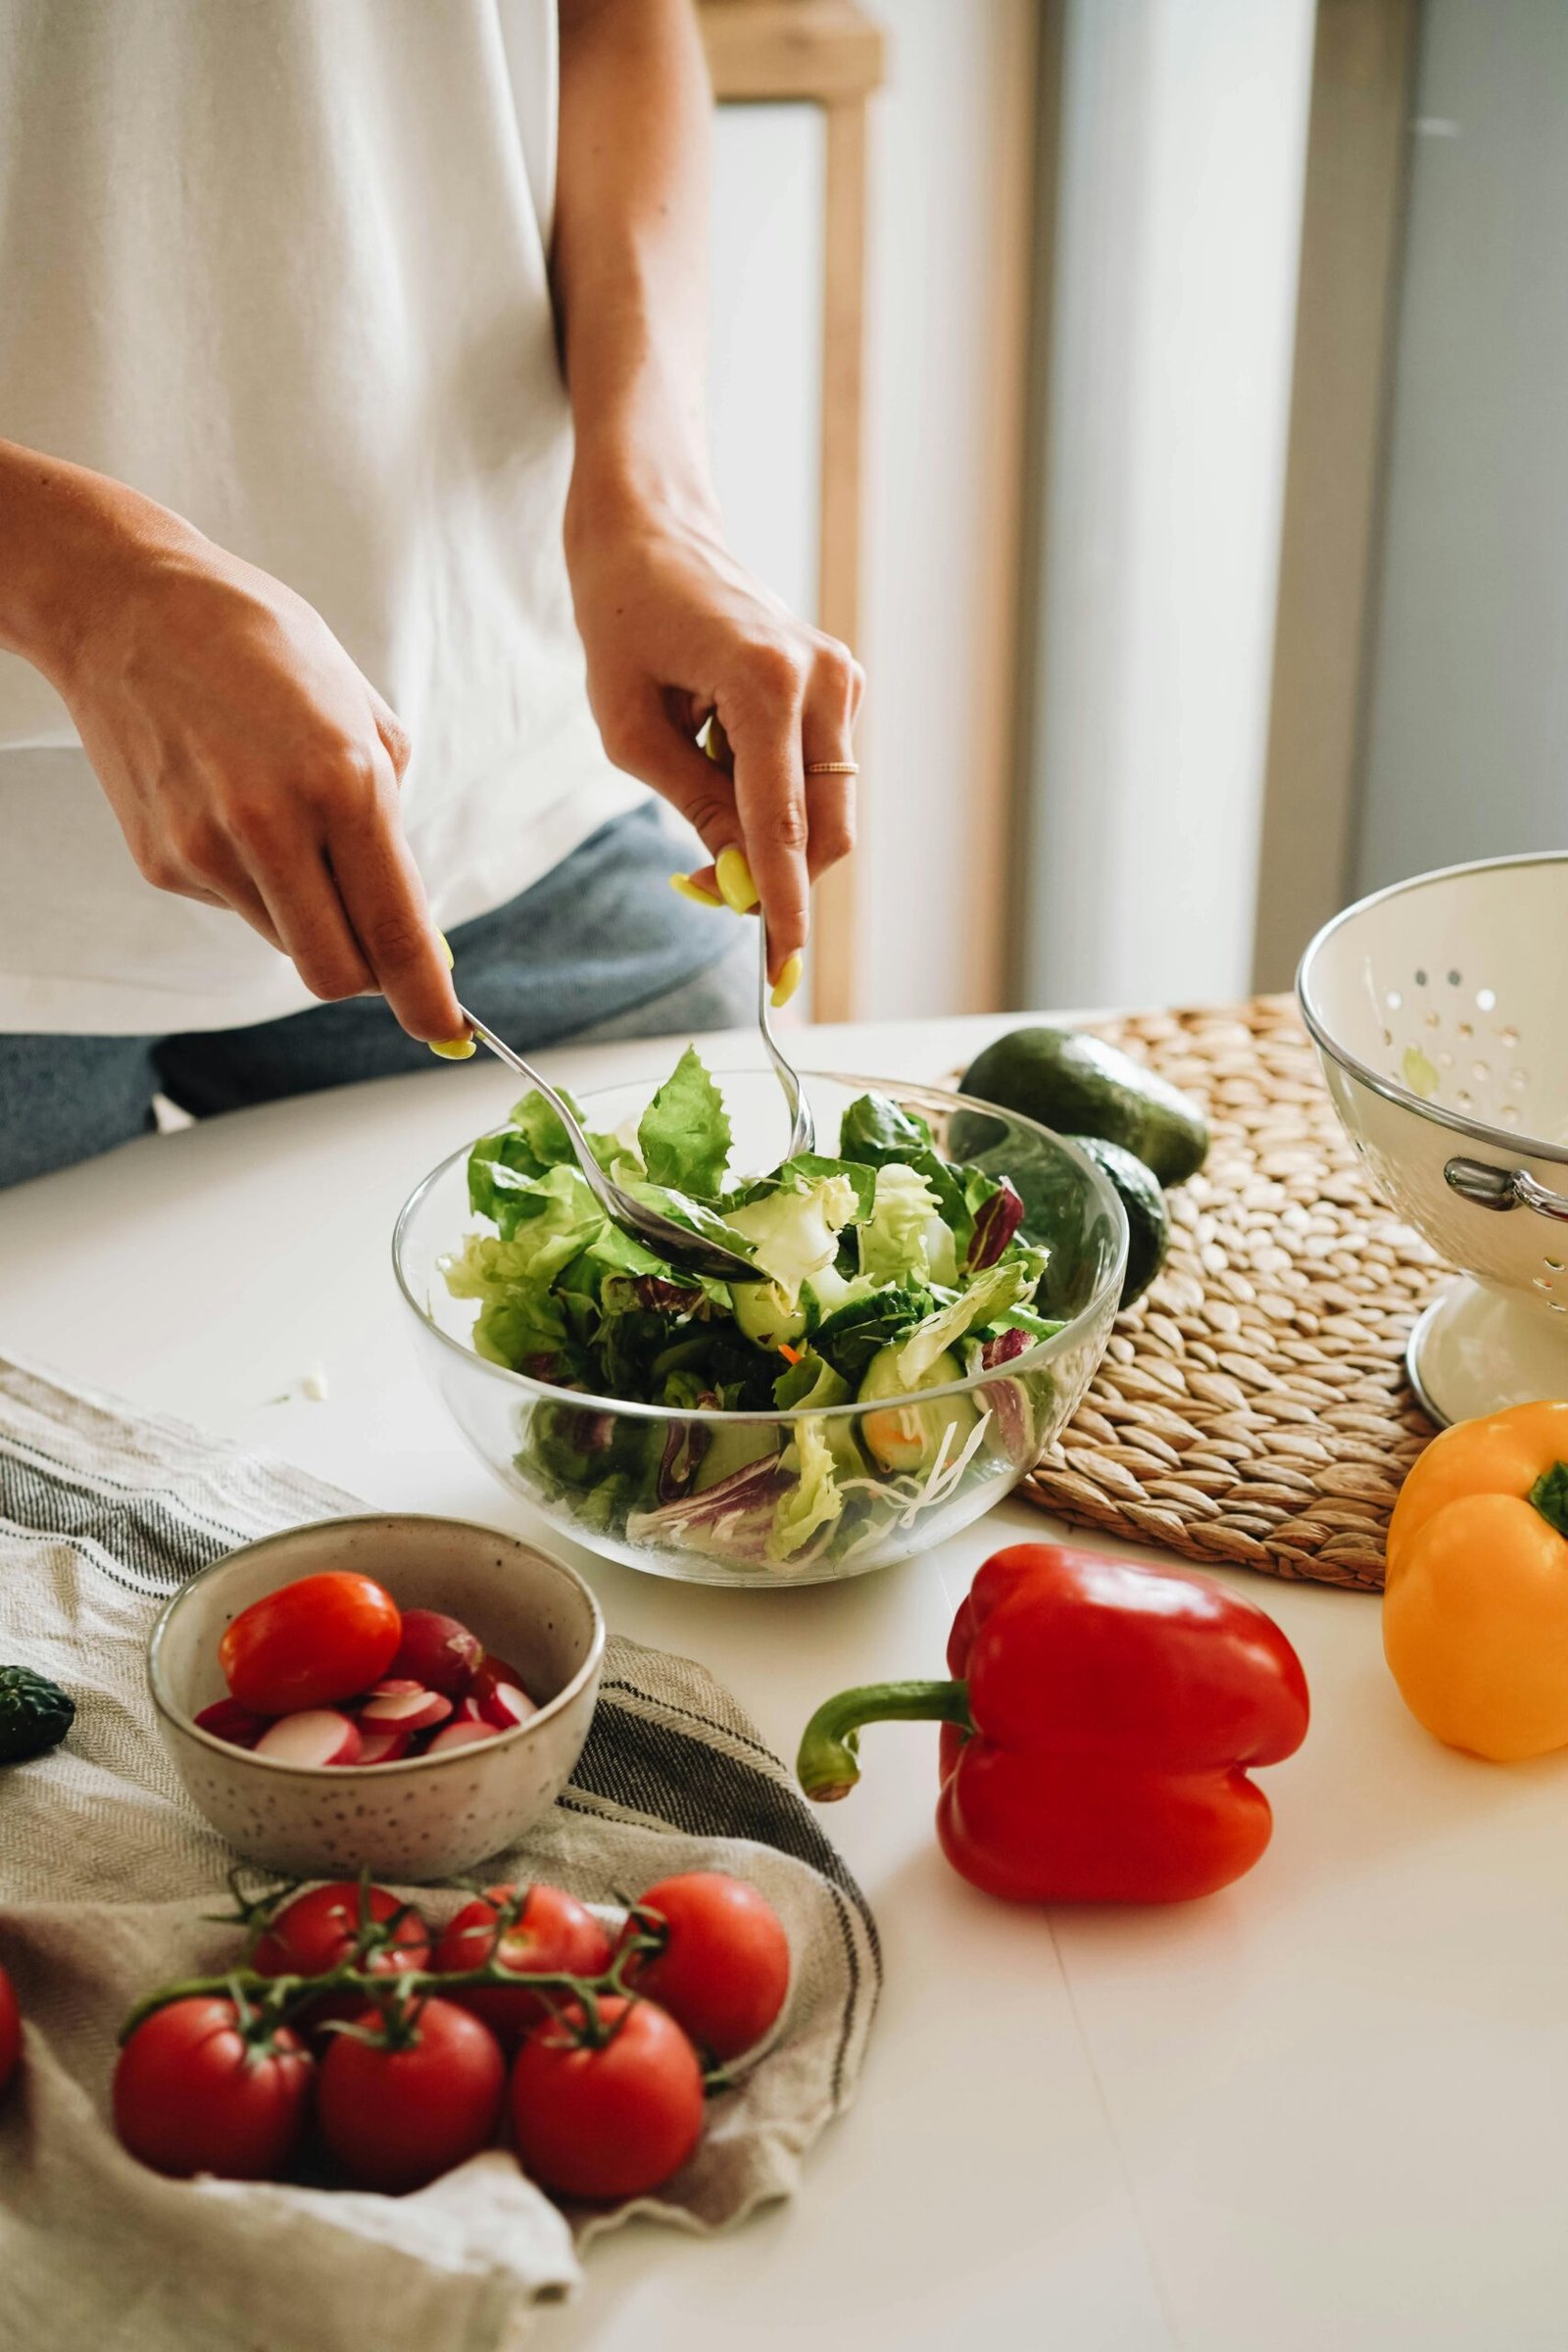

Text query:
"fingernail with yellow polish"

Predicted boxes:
[[715, 846, 759, 913], [770, 952, 804, 1010], [438, 932, 455, 968], [669, 872, 723, 909], [428, 1036, 476, 1060]]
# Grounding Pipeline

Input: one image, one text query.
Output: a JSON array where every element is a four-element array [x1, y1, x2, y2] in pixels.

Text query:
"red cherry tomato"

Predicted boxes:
[[317, 1997, 506, 2192], [616, 1872, 790, 2063], [0, 1964, 21, 2098], [219, 1573, 401, 1715], [511, 1996, 706, 2200], [434, 1884, 611, 2045], [254, 1882, 432, 2032], [113, 1998, 313, 2180]]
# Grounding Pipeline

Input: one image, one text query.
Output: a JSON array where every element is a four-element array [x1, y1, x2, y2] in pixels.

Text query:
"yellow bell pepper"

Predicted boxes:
[[1384, 1399, 1568, 1761]]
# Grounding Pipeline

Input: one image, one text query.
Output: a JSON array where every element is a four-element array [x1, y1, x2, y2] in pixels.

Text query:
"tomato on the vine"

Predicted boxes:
[[0, 1963, 20, 2098], [434, 1884, 611, 2045], [616, 1872, 790, 2063], [219, 1572, 401, 1715], [254, 1882, 430, 1980], [113, 1997, 313, 2180], [510, 1995, 705, 2200], [253, 1882, 431, 2031], [317, 1997, 505, 2192]]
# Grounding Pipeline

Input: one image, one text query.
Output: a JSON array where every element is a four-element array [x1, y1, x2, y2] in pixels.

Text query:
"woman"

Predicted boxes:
[[0, 0, 860, 1187]]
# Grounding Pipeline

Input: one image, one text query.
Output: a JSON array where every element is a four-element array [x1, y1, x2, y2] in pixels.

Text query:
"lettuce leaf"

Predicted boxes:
[[811, 1283, 936, 1380], [771, 1350, 851, 1412], [858, 1161, 942, 1286], [892, 1260, 1035, 1386], [637, 1046, 731, 1198], [768, 1417, 846, 1561], [443, 1232, 578, 1373], [469, 1088, 634, 1209], [773, 1349, 862, 1487], [839, 1092, 935, 1166], [721, 1172, 859, 1300], [726, 1154, 877, 1222]]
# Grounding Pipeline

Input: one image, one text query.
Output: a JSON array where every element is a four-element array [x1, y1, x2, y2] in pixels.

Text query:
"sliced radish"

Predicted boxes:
[[454, 1695, 486, 1724], [469, 1653, 530, 1711], [193, 1698, 270, 1748], [364, 1678, 424, 1699], [424, 1718, 501, 1755], [478, 1682, 539, 1731], [359, 1686, 452, 1733], [389, 1608, 484, 1698], [255, 1709, 364, 1768], [357, 1726, 416, 1765]]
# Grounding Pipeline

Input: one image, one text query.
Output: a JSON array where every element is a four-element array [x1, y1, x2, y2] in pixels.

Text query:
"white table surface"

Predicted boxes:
[[3, 1013, 1565, 2352]]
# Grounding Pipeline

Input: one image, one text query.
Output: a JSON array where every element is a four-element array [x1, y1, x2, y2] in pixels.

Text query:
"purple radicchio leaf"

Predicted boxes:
[[965, 1179, 1026, 1271], [559, 1405, 619, 1456], [657, 1419, 710, 1502], [633, 1275, 707, 1314], [975, 1329, 1037, 1465], [627, 1453, 789, 1565], [980, 1373, 1036, 1468]]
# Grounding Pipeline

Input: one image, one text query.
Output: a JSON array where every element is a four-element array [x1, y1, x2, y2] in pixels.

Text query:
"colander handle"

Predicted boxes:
[[1445, 1158, 1568, 1223]]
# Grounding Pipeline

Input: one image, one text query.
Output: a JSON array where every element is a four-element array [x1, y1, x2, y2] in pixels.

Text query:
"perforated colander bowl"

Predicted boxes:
[[1298, 853, 1568, 1424]]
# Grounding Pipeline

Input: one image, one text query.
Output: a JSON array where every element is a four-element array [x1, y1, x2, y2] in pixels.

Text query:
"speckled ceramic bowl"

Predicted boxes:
[[147, 1514, 605, 1882]]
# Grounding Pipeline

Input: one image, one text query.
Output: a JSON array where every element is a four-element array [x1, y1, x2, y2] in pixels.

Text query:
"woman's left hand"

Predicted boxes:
[[564, 487, 863, 982]]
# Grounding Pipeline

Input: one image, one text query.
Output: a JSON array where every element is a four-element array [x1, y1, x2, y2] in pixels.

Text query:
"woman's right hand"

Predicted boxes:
[[0, 444, 464, 1044]]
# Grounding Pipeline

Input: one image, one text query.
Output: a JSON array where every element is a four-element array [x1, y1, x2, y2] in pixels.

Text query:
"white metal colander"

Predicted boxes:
[[1298, 853, 1568, 1425]]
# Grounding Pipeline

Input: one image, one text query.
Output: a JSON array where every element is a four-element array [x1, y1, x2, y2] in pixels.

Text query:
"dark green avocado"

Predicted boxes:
[[958, 1026, 1209, 1186], [1068, 1135, 1170, 1308]]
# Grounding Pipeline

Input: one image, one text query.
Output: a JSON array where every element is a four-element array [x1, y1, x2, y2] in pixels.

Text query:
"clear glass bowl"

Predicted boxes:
[[392, 1071, 1128, 1589]]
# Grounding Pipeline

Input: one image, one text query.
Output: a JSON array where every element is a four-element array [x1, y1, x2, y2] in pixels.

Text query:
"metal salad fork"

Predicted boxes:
[[457, 919, 814, 1286], [756, 915, 814, 1157], [456, 1005, 756, 1284]]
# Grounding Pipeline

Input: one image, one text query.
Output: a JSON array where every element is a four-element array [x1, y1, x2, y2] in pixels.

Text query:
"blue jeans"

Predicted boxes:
[[0, 806, 752, 1189]]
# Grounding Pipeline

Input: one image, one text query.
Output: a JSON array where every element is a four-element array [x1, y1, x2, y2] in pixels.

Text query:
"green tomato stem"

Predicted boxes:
[[118, 1924, 662, 2046], [795, 1678, 974, 1802]]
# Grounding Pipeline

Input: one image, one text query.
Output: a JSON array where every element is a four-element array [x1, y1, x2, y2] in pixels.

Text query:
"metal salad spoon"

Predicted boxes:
[[458, 922, 813, 1285]]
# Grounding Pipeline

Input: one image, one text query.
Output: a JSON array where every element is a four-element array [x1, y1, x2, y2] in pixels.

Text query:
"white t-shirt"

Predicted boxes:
[[0, 0, 644, 1034]]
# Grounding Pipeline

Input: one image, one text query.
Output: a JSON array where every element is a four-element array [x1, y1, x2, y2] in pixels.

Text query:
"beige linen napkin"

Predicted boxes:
[[0, 1355, 880, 2352]]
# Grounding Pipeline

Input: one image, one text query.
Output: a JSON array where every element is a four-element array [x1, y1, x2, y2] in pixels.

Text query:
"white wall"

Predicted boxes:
[[1354, 0, 1568, 893], [1018, 0, 1315, 1011], [709, 105, 823, 637], [708, 2, 1315, 1023], [857, 0, 1028, 1021], [707, 5, 1029, 1023]]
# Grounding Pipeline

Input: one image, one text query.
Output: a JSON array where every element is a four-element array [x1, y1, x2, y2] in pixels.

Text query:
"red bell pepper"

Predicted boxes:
[[796, 1542, 1309, 1903]]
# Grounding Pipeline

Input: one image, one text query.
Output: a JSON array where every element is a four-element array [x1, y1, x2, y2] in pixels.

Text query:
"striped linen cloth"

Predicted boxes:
[[0, 1354, 880, 2352]]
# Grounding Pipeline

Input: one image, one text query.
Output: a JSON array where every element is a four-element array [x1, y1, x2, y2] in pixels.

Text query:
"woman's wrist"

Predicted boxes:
[[0, 443, 192, 689], [564, 421, 722, 567]]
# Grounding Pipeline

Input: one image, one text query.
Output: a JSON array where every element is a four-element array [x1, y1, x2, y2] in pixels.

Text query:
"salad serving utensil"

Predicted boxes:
[[456, 1005, 759, 1284], [455, 917, 813, 1286], [757, 916, 814, 1157]]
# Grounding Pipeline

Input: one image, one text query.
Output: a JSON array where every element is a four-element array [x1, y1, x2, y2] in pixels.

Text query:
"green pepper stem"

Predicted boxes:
[[796, 1679, 973, 1802], [1529, 1461, 1568, 1538]]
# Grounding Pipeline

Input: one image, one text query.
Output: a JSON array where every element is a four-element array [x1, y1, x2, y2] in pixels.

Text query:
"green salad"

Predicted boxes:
[[443, 1049, 1061, 1571]]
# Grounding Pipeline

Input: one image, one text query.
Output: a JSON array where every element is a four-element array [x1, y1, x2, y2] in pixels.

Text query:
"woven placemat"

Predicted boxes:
[[1010, 995, 1444, 1592]]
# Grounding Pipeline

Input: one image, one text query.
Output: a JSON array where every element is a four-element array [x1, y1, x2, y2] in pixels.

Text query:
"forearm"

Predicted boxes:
[[0, 437, 199, 685], [555, 0, 716, 546]]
